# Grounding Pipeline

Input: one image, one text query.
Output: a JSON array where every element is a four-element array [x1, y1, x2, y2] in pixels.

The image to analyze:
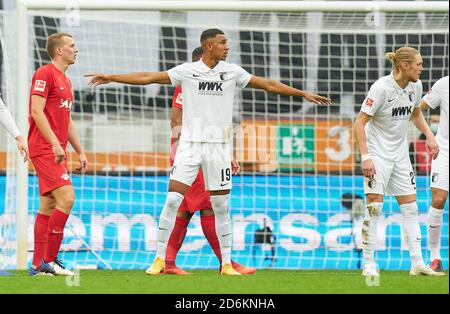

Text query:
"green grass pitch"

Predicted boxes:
[[0, 270, 448, 294]]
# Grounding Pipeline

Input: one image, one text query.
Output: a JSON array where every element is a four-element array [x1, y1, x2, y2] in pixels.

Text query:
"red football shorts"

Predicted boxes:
[[31, 154, 72, 197], [178, 169, 212, 213]]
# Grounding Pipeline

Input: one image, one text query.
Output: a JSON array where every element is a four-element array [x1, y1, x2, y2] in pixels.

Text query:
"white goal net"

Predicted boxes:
[[1, 1, 448, 271]]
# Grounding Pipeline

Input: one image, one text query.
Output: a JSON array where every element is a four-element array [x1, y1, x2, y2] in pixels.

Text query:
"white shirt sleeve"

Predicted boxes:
[[0, 95, 21, 139], [414, 80, 423, 107], [167, 63, 189, 86], [422, 81, 442, 109], [232, 64, 252, 88], [360, 82, 385, 117]]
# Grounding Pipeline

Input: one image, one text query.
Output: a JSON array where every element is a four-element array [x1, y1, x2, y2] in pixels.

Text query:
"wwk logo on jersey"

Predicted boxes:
[[198, 82, 223, 91], [198, 82, 224, 96], [392, 106, 413, 117], [59, 98, 73, 110], [34, 80, 47, 92]]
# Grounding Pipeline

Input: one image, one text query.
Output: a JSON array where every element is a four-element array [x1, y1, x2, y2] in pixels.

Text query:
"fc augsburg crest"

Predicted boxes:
[[432, 173, 439, 183]]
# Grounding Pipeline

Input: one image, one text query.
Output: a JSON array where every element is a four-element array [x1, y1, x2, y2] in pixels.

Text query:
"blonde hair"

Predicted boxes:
[[46, 32, 73, 59], [385, 46, 420, 71]]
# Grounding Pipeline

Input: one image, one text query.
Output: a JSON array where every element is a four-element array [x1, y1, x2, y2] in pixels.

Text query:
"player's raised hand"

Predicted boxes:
[[15, 135, 28, 162], [426, 135, 440, 160], [231, 159, 240, 175], [85, 73, 112, 87], [52, 142, 65, 163], [303, 92, 332, 106], [76, 153, 88, 174]]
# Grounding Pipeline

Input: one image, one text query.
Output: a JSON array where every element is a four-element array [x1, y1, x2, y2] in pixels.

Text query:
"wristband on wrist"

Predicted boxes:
[[361, 154, 372, 162]]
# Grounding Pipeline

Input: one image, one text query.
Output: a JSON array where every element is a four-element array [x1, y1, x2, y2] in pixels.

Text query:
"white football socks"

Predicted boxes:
[[427, 206, 443, 261], [210, 194, 232, 266], [155, 191, 184, 260], [362, 202, 383, 266], [400, 202, 425, 267]]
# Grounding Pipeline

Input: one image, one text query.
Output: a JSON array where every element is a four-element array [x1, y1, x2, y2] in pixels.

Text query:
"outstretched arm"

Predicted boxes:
[[247, 75, 331, 105], [85, 71, 171, 87]]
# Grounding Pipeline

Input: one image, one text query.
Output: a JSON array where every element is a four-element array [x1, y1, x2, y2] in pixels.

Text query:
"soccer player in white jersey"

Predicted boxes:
[[87, 28, 331, 275], [355, 46, 444, 277], [0, 94, 28, 159], [420, 75, 449, 273]]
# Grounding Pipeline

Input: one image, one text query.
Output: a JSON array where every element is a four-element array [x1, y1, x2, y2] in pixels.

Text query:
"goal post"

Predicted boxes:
[[2, 0, 448, 271]]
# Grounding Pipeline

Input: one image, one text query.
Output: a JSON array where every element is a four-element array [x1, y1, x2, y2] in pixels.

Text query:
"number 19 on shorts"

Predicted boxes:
[[221, 168, 231, 184]]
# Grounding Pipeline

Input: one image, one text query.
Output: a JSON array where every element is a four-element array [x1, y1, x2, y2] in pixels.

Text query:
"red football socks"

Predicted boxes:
[[165, 216, 189, 267], [32, 213, 50, 269], [201, 215, 222, 261], [44, 209, 69, 263]]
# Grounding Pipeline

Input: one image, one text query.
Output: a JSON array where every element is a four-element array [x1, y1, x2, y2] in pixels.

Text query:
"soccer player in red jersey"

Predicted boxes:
[[28, 33, 87, 276], [165, 47, 256, 275]]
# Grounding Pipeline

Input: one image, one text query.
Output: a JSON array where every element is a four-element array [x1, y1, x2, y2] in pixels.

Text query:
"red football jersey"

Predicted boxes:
[[172, 85, 183, 110], [170, 85, 183, 164], [28, 64, 73, 158]]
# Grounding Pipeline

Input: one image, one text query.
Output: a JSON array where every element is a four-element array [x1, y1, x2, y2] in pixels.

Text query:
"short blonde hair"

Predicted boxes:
[[385, 46, 420, 70], [46, 32, 73, 59]]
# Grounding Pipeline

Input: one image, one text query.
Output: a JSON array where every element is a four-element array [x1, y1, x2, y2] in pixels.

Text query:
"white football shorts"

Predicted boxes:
[[363, 154, 417, 196], [430, 149, 449, 191], [170, 141, 232, 191]]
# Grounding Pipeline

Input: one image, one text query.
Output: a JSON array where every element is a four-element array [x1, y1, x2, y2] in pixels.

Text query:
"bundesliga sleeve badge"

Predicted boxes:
[[34, 80, 47, 92], [365, 98, 374, 107]]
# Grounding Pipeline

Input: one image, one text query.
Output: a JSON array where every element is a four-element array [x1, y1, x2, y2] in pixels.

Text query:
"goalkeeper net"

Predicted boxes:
[[1, 1, 448, 270]]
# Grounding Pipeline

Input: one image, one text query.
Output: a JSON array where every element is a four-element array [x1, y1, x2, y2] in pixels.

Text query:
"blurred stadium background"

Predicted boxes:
[[0, 0, 448, 272]]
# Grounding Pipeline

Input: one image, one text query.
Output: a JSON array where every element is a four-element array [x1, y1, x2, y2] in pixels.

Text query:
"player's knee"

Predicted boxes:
[[432, 192, 448, 209], [57, 193, 75, 212], [38, 207, 53, 216], [200, 209, 214, 217], [177, 210, 192, 220], [400, 202, 419, 222], [210, 194, 229, 216], [39, 200, 56, 215], [166, 192, 184, 211]]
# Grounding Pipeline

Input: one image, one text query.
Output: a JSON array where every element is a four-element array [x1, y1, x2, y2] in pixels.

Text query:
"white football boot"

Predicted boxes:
[[409, 264, 445, 276], [362, 263, 379, 277], [52, 258, 75, 276]]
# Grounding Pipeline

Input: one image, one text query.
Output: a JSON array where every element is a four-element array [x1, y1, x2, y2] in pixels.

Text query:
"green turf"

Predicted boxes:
[[0, 270, 448, 294]]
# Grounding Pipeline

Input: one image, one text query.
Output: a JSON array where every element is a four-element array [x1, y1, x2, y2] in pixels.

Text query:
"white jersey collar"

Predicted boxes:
[[389, 71, 413, 92], [198, 59, 222, 73]]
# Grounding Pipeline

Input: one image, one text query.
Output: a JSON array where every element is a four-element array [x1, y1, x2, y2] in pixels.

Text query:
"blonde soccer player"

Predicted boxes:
[[420, 75, 449, 273], [87, 28, 331, 275], [28, 33, 87, 276], [355, 46, 444, 277]]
